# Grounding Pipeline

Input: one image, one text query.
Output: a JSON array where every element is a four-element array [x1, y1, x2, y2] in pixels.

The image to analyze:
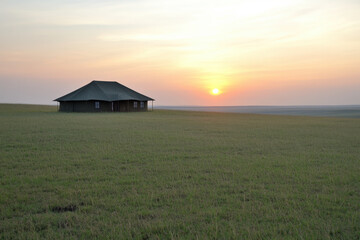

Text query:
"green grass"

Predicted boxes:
[[0, 104, 359, 239]]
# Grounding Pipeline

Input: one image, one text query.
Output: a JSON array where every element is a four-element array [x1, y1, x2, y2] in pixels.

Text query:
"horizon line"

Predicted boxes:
[[1, 102, 360, 107]]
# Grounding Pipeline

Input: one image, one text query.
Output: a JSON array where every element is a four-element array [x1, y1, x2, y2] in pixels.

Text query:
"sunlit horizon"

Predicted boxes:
[[0, 0, 359, 106]]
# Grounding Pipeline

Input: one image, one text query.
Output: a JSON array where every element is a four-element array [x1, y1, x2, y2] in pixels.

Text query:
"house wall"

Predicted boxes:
[[59, 101, 111, 112], [112, 100, 148, 112], [59, 100, 149, 112]]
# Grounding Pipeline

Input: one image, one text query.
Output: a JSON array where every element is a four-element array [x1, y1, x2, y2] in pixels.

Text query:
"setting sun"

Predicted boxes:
[[212, 88, 220, 95]]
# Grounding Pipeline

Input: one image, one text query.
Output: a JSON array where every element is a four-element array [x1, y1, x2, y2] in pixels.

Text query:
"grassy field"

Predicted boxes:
[[0, 104, 359, 239], [157, 105, 360, 118]]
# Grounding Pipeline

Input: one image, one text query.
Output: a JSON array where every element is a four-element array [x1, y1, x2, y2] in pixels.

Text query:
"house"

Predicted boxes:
[[54, 80, 154, 112]]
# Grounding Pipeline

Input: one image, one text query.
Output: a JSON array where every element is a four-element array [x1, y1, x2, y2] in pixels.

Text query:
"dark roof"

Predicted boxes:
[[54, 80, 154, 102]]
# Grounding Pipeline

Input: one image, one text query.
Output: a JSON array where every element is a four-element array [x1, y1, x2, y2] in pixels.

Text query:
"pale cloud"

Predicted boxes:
[[0, 0, 359, 105]]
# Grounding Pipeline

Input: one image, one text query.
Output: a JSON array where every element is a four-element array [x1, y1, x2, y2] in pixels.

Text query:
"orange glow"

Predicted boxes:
[[1, 0, 360, 106]]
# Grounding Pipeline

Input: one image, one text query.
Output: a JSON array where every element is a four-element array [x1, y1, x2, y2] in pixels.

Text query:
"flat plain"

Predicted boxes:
[[0, 104, 359, 239]]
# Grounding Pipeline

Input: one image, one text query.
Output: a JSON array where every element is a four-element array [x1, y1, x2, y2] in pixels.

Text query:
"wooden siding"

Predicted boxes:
[[59, 100, 149, 112]]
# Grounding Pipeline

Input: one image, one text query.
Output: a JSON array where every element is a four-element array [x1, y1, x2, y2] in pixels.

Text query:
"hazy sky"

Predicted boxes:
[[1, 0, 359, 106]]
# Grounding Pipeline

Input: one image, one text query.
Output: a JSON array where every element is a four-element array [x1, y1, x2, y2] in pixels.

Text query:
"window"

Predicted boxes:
[[95, 101, 100, 109], [134, 102, 138, 108], [140, 102, 144, 108]]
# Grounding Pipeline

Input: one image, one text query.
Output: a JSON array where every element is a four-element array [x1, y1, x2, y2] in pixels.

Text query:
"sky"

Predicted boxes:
[[0, 0, 359, 106]]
